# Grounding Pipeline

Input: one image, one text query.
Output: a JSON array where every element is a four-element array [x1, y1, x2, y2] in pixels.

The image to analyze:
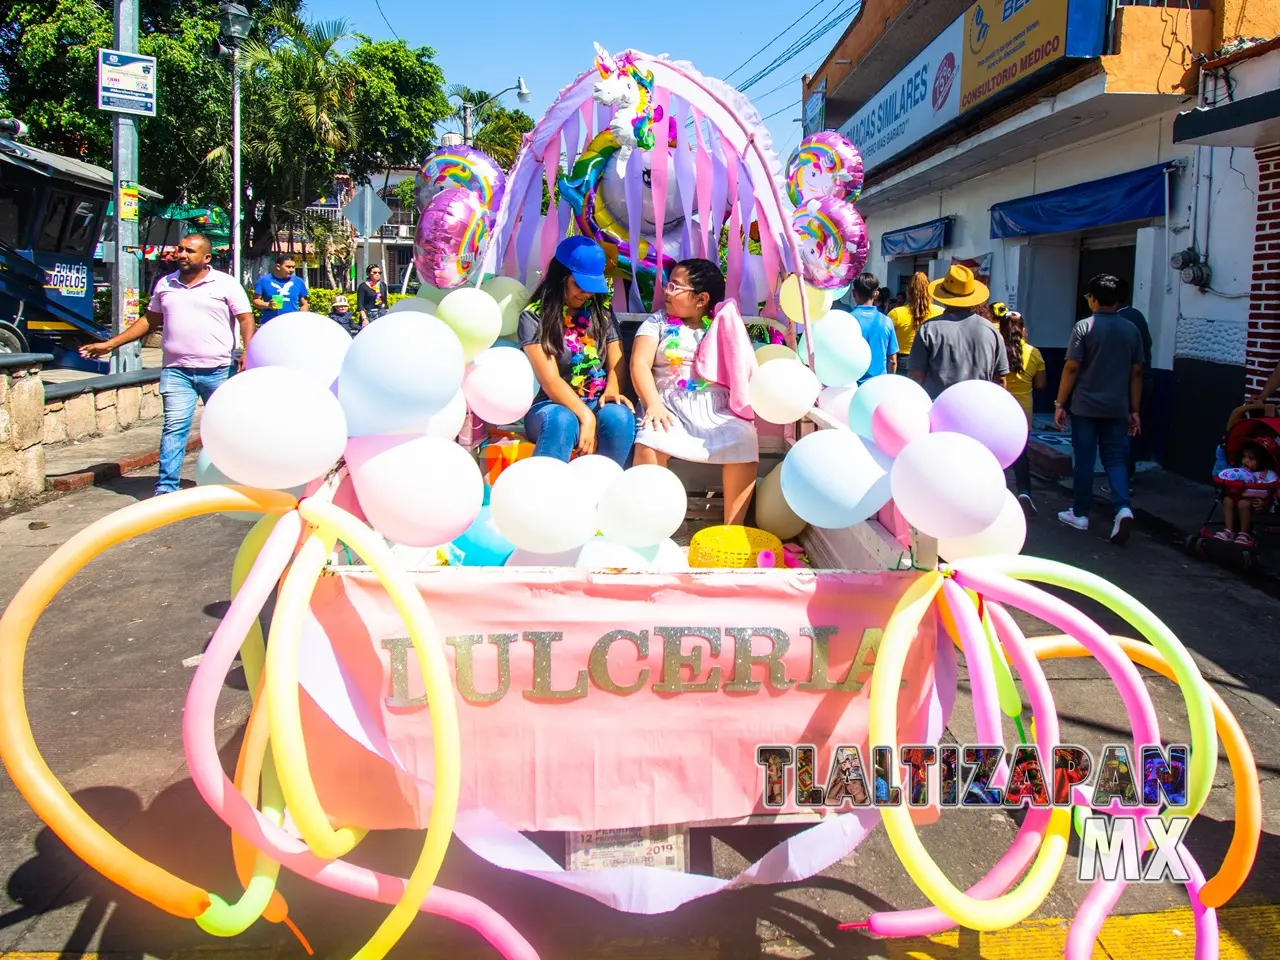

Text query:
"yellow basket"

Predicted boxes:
[[687, 525, 784, 569]]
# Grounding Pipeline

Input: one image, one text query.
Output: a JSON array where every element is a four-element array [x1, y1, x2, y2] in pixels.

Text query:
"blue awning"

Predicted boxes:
[[990, 163, 1175, 240], [881, 217, 952, 258]]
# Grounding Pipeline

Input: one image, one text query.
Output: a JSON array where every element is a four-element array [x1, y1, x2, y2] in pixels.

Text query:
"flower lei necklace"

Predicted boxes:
[[529, 295, 611, 401], [662, 313, 712, 393]]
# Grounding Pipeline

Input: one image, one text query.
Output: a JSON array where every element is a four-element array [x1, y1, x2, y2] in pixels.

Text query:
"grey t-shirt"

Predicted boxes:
[[907, 310, 1010, 399], [517, 305, 621, 403], [1065, 311, 1143, 419]]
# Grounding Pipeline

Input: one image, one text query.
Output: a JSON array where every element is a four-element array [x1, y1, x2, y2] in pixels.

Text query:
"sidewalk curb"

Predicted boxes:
[[45, 436, 201, 493]]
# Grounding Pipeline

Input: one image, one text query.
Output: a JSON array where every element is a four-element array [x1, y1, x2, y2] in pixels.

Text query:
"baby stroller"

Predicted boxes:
[[1185, 413, 1280, 572]]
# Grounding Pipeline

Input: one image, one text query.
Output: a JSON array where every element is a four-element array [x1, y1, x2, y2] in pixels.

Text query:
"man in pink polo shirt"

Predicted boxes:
[[81, 233, 255, 495]]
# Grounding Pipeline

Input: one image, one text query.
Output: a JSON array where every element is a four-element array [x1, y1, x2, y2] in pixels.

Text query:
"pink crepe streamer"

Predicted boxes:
[[724, 151, 742, 304], [558, 115, 580, 229], [181, 510, 539, 960], [623, 136, 645, 312], [514, 176, 543, 287], [951, 565, 1164, 954], [708, 135, 729, 261], [868, 599, 1059, 937], [579, 99, 593, 142], [649, 87, 672, 313], [692, 108, 713, 259], [757, 197, 783, 320]]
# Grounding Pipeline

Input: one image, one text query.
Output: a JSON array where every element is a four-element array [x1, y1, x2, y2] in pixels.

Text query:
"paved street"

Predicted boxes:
[[0, 459, 1277, 959]]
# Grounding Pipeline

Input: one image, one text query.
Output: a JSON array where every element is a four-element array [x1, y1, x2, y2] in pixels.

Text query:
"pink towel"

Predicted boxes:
[[694, 298, 759, 420]]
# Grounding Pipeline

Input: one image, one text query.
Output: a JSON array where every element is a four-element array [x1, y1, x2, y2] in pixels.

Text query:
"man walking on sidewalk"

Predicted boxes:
[[80, 233, 254, 496], [1054, 273, 1144, 544]]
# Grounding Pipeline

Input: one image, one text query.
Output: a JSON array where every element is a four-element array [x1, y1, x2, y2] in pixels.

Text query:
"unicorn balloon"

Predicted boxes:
[[593, 42, 662, 176]]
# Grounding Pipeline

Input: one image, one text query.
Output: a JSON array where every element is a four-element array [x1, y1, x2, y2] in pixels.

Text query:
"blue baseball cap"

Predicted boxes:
[[554, 236, 610, 295]]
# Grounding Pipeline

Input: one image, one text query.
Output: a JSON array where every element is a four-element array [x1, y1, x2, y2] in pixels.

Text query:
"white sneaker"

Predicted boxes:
[[1057, 509, 1089, 531], [1111, 507, 1134, 545]]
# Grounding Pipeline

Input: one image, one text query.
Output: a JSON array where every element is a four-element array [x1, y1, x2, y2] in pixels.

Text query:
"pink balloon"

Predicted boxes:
[[347, 434, 483, 546], [303, 473, 367, 523], [870, 399, 930, 457], [414, 187, 493, 290], [928, 380, 1028, 469], [786, 131, 865, 206], [792, 197, 869, 290], [462, 347, 537, 426], [414, 144, 506, 211]]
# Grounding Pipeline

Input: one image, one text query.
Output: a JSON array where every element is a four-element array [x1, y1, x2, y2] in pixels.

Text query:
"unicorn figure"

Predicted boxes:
[[593, 42, 662, 176]]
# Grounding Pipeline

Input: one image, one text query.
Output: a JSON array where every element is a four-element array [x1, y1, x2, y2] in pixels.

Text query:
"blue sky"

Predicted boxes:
[[304, 0, 860, 162]]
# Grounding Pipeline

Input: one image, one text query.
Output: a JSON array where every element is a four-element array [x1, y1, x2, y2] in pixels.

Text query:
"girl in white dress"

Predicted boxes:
[[631, 259, 759, 525]]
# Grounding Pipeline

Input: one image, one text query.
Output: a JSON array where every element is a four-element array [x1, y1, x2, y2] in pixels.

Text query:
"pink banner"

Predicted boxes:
[[298, 568, 938, 833]]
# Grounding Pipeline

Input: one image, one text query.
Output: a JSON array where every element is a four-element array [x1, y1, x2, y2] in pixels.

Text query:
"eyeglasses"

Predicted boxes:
[[664, 281, 695, 295]]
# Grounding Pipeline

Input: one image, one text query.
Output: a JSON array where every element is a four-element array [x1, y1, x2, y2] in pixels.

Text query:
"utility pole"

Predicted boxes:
[[232, 47, 242, 287], [111, 0, 141, 373], [463, 102, 473, 146]]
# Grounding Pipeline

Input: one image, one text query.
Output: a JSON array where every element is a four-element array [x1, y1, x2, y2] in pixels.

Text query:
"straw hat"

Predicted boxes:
[[929, 264, 990, 308]]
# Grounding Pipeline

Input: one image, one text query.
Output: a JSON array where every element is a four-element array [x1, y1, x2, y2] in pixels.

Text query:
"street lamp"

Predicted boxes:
[[458, 77, 531, 146], [217, 2, 252, 286]]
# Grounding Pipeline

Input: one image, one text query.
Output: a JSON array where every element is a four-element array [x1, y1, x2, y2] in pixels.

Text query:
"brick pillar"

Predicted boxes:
[[1246, 143, 1280, 398]]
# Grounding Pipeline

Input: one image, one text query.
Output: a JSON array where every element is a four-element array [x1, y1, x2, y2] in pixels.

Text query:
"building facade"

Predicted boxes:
[[804, 0, 1280, 478]]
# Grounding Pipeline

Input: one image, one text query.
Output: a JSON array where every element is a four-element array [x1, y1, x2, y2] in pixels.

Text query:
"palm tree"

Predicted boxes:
[[441, 85, 534, 170], [238, 12, 359, 281]]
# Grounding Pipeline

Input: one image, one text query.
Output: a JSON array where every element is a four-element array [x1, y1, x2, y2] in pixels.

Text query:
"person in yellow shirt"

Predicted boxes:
[[887, 271, 942, 372], [997, 307, 1046, 516]]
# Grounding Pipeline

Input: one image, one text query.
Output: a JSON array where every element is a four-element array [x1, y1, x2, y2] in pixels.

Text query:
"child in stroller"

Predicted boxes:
[[1207, 410, 1280, 548]]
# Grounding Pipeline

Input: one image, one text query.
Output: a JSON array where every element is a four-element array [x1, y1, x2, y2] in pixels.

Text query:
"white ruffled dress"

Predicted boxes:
[[634, 313, 758, 464]]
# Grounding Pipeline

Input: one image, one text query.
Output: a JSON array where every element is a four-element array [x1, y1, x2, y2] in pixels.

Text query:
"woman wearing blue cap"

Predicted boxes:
[[517, 236, 636, 465]]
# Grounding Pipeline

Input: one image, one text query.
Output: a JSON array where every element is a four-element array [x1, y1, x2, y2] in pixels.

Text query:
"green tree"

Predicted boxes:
[[392, 176, 418, 210], [347, 37, 450, 182]]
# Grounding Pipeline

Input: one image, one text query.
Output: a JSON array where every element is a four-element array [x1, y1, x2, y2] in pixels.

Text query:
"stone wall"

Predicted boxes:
[[43, 375, 163, 445], [0, 356, 52, 504]]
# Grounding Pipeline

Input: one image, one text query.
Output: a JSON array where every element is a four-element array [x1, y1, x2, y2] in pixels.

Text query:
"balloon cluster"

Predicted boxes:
[[200, 293, 542, 551], [413, 145, 507, 289], [777, 371, 1030, 560], [786, 132, 869, 289]]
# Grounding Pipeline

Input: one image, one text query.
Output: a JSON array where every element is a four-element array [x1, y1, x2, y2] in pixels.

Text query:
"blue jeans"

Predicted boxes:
[[1071, 414, 1130, 516], [158, 365, 232, 494], [525, 398, 636, 466]]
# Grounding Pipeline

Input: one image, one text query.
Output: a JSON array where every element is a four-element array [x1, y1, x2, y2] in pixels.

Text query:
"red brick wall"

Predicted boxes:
[[1247, 142, 1280, 397]]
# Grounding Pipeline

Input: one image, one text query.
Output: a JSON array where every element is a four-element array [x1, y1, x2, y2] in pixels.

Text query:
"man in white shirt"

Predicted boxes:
[[81, 234, 254, 495]]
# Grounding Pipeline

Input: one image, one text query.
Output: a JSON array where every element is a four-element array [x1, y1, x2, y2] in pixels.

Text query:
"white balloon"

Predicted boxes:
[[389, 297, 431, 313], [816, 384, 857, 426], [242, 311, 351, 388], [575, 536, 652, 570], [568, 454, 625, 508], [779, 429, 889, 529], [848, 375, 932, 441], [890, 432, 1007, 540], [937, 490, 1027, 561], [491, 457, 596, 553], [749, 359, 821, 425], [799, 310, 872, 387], [200, 367, 347, 490], [597, 465, 687, 548], [637, 538, 689, 571], [462, 346, 538, 425]]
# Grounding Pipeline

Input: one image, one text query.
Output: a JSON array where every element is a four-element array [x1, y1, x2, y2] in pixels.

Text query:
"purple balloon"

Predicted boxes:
[[792, 198, 870, 290], [243, 310, 352, 388], [786, 132, 865, 207], [928, 379, 1029, 469], [413, 145, 506, 211], [413, 188, 493, 290]]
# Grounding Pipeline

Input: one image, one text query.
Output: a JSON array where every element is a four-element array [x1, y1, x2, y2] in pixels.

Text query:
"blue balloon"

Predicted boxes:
[[338, 311, 465, 437], [779, 429, 890, 529], [450, 504, 515, 566]]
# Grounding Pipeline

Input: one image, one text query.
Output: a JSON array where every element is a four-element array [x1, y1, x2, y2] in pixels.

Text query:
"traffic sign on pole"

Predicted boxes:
[[98, 48, 157, 117], [342, 185, 394, 283]]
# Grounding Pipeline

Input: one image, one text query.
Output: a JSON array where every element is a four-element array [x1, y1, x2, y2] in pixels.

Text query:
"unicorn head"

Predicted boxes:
[[592, 43, 662, 176]]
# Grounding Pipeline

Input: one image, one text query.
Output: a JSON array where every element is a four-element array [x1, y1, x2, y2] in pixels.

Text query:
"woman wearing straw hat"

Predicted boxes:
[[906, 264, 1009, 399]]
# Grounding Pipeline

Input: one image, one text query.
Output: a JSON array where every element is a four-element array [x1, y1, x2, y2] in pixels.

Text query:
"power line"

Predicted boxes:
[[738, 2, 860, 92], [761, 101, 800, 123], [373, 0, 400, 40], [751, 53, 828, 103], [723, 0, 829, 82]]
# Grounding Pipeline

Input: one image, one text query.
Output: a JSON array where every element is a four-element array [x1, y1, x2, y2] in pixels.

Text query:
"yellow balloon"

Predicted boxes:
[[754, 463, 807, 540], [481, 275, 531, 338], [778, 273, 832, 326], [754, 344, 800, 365]]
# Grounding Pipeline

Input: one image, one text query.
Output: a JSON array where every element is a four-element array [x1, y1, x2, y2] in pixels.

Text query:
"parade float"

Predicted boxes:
[[0, 44, 1261, 960]]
